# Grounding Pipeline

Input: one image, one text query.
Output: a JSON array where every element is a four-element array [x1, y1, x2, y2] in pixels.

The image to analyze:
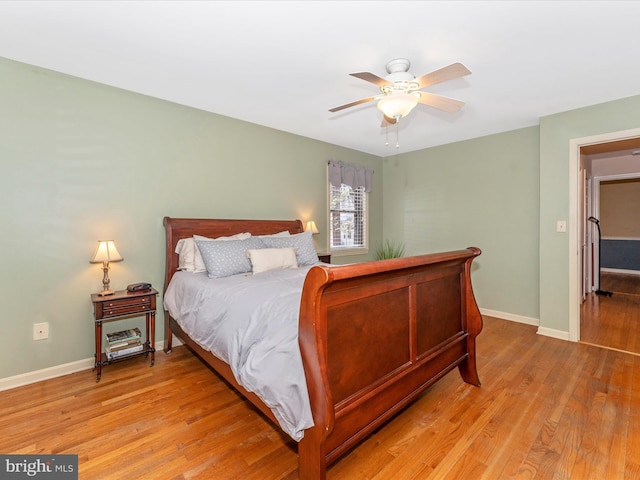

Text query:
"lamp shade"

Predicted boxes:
[[90, 240, 123, 264], [306, 221, 319, 235], [377, 93, 419, 119]]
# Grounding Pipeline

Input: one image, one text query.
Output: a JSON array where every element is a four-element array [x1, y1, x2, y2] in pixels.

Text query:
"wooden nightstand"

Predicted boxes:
[[317, 253, 331, 264], [91, 288, 158, 382]]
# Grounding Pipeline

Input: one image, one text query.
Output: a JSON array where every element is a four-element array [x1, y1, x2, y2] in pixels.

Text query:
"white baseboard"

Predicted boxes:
[[601, 268, 640, 276], [0, 357, 95, 392], [479, 308, 539, 326], [536, 326, 570, 341], [0, 337, 182, 392], [480, 308, 571, 341]]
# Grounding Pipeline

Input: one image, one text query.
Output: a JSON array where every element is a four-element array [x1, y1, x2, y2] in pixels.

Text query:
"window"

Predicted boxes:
[[327, 159, 373, 254], [329, 183, 368, 253]]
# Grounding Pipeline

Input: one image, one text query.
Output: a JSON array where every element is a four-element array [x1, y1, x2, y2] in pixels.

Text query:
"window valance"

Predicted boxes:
[[328, 160, 374, 193]]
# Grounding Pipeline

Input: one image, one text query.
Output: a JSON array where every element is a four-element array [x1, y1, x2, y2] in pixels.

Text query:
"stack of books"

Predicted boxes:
[[105, 328, 143, 360]]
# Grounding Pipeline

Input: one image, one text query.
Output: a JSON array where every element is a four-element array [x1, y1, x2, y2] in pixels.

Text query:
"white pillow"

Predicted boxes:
[[175, 232, 251, 272], [175, 238, 199, 272], [247, 248, 298, 274]]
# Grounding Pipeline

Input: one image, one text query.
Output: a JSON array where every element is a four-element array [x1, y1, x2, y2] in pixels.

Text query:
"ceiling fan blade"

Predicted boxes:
[[417, 92, 465, 113], [415, 62, 471, 89], [329, 96, 376, 113], [350, 72, 391, 88], [381, 115, 397, 127]]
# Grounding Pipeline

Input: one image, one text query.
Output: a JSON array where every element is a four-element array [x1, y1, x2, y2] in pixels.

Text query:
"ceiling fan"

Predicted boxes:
[[329, 58, 471, 127]]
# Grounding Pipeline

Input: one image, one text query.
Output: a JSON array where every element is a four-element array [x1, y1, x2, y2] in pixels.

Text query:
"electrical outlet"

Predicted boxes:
[[33, 322, 49, 340]]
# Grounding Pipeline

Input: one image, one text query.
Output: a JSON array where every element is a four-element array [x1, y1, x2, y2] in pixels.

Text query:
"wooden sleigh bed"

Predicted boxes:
[[163, 217, 483, 479]]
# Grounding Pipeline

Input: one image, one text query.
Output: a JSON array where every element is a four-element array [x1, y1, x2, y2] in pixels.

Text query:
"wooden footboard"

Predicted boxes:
[[297, 248, 482, 479], [162, 218, 482, 480]]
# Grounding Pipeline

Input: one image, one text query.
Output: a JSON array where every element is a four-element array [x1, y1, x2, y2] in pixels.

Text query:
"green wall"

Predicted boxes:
[[539, 95, 640, 333], [0, 57, 382, 380], [383, 127, 541, 320]]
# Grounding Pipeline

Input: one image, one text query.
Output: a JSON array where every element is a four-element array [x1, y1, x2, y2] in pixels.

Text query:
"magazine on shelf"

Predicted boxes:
[[105, 342, 143, 360], [106, 328, 141, 345], [106, 339, 142, 352]]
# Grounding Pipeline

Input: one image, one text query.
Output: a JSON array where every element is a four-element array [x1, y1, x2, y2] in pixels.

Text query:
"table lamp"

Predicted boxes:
[[306, 220, 319, 235], [90, 240, 123, 296]]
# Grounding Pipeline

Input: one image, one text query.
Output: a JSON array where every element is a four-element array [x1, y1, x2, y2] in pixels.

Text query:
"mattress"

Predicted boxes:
[[163, 267, 316, 441]]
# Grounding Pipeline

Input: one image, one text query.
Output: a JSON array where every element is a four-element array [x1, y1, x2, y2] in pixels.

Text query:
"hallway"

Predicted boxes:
[[580, 272, 640, 355]]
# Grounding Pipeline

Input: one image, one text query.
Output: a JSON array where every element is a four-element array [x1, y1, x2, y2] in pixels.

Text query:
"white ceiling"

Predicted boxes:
[[1, 1, 640, 157]]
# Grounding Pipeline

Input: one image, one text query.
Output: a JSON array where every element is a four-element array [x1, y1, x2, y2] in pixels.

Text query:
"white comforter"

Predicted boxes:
[[163, 267, 315, 441]]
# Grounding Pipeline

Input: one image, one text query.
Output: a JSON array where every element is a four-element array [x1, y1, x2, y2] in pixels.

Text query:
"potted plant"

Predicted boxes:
[[374, 239, 406, 260]]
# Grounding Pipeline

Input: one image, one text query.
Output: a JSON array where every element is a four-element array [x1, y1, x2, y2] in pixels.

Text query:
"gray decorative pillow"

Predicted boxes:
[[262, 230, 319, 266], [196, 236, 266, 278]]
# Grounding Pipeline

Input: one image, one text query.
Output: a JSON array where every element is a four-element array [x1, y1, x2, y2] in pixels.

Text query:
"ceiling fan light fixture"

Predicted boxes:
[[377, 93, 419, 120]]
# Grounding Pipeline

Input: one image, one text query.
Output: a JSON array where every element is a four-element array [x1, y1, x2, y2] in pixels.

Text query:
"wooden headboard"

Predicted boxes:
[[163, 217, 304, 293]]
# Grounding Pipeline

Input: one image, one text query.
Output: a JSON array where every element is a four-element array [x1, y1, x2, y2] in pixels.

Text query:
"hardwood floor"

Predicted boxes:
[[2, 316, 640, 479], [600, 272, 640, 296], [581, 272, 640, 355]]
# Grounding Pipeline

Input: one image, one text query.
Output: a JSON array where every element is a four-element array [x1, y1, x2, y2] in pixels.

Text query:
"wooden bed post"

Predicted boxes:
[[164, 316, 173, 354], [298, 427, 327, 480], [163, 216, 175, 354], [457, 247, 482, 386], [298, 266, 334, 480]]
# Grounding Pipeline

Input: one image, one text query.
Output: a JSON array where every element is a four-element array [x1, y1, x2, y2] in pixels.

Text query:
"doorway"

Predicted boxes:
[[570, 130, 640, 353]]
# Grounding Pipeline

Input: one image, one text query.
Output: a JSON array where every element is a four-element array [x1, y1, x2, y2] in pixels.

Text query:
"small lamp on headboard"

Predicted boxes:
[[306, 220, 319, 235], [90, 240, 123, 296]]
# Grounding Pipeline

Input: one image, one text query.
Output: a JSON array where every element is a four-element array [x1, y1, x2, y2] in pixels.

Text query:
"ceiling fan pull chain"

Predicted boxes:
[[395, 121, 400, 148], [385, 125, 389, 147]]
